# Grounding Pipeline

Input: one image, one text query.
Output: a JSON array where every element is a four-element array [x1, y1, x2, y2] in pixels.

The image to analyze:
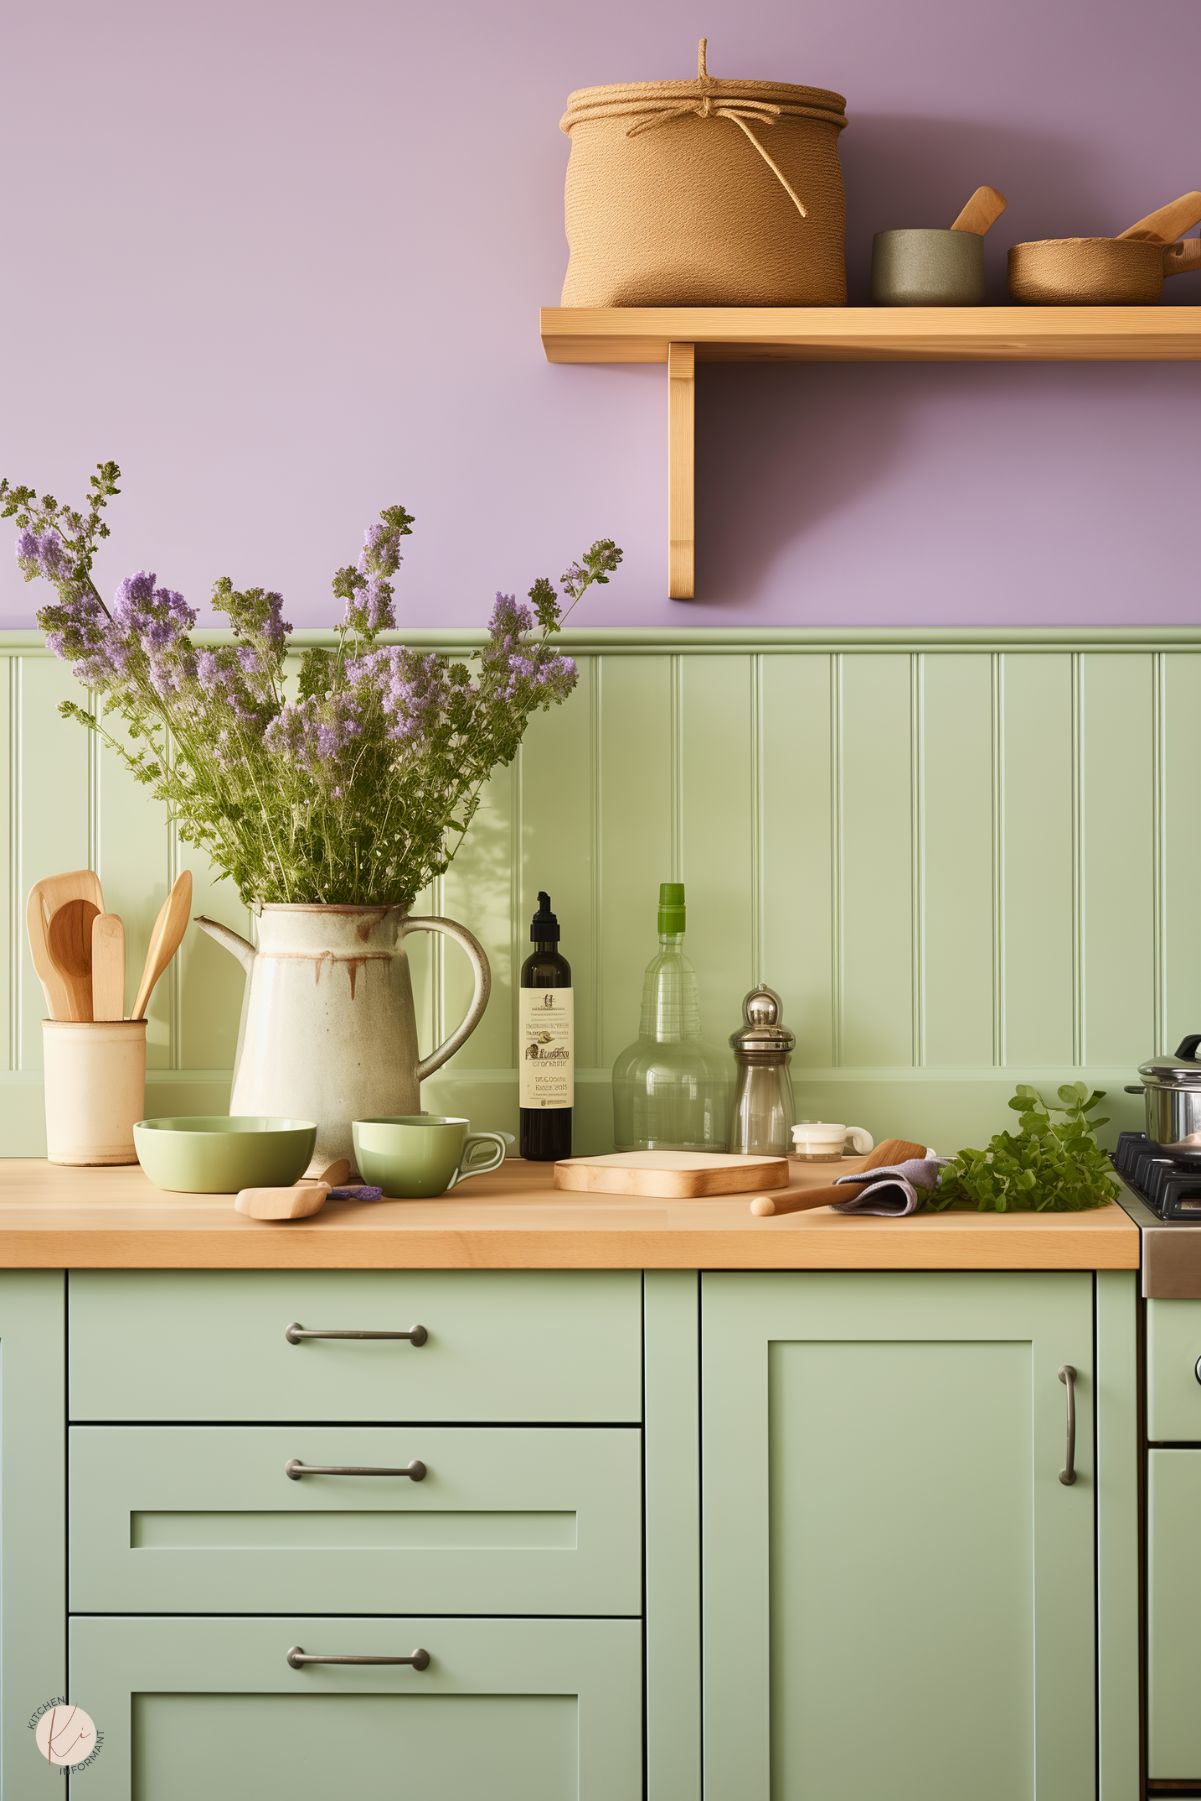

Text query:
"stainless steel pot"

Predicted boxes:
[[1126, 1034, 1201, 1150]]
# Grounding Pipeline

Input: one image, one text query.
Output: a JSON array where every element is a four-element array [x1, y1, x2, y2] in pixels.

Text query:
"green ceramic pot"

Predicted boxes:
[[353, 1115, 507, 1199], [133, 1116, 317, 1194], [870, 228, 984, 306]]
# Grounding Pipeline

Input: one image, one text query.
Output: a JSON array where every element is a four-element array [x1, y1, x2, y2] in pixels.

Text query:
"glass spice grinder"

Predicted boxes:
[[728, 985, 796, 1157]]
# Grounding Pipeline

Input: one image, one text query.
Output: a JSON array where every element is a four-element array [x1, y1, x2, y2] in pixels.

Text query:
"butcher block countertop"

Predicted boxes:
[[0, 1156, 1139, 1271]]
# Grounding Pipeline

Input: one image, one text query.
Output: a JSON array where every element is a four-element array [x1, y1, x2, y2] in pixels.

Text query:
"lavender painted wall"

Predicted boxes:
[[1, 0, 1197, 628]]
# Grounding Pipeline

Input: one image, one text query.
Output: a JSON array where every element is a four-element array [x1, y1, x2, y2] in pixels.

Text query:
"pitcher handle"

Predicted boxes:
[[401, 916, 492, 1082]]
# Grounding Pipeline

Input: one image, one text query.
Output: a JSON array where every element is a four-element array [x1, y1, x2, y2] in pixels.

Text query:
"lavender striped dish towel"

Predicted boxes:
[[831, 1156, 948, 1218]]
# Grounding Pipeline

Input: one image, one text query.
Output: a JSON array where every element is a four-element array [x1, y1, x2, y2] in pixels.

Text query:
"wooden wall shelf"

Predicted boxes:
[[540, 305, 1201, 598]]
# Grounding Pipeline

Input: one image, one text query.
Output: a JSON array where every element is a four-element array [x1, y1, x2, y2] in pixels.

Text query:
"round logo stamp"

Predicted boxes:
[[34, 1703, 101, 1767]]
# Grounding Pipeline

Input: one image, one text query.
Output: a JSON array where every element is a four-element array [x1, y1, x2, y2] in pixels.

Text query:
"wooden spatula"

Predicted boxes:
[[27, 869, 103, 1019], [750, 1137, 929, 1216], [131, 870, 193, 1020], [235, 1161, 380, 1222], [1117, 191, 1201, 242], [46, 896, 101, 1021], [91, 913, 126, 1021], [950, 185, 1007, 235]]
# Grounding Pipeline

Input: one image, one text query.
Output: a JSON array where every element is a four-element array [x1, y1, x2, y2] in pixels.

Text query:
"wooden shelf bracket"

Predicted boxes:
[[667, 342, 695, 600], [541, 306, 1201, 602]]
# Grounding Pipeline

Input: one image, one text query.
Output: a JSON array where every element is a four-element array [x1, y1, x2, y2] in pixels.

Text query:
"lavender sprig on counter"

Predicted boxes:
[[4, 461, 621, 906]]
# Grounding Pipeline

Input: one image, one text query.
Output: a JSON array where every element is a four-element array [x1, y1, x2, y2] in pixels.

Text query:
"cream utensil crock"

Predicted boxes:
[[42, 1019, 146, 1165], [196, 904, 492, 1170]]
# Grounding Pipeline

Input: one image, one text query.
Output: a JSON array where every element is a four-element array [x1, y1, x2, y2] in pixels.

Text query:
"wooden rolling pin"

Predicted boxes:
[[749, 1138, 928, 1216]]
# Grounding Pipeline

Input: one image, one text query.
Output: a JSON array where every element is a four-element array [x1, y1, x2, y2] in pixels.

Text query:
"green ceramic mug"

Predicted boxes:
[[352, 1115, 507, 1199]]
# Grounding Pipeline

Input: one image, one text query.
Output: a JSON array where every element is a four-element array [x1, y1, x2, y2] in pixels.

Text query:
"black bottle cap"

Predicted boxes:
[[530, 890, 560, 943]]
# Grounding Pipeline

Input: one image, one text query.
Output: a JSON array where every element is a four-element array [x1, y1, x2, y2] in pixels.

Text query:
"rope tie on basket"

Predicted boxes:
[[624, 37, 809, 220]]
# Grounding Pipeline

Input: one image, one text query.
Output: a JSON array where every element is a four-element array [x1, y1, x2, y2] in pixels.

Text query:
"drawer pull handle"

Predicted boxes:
[[1058, 1364, 1077, 1486], [285, 1458, 427, 1482], [287, 1646, 431, 1671], [284, 1322, 428, 1347]]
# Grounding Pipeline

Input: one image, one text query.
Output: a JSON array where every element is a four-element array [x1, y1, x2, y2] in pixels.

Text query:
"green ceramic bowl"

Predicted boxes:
[[133, 1116, 317, 1194]]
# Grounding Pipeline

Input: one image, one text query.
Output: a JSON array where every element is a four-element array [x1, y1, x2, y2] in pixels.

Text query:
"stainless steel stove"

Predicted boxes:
[[1112, 1131, 1201, 1297]]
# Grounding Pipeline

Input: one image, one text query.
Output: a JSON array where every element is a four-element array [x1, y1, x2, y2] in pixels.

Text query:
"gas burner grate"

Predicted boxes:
[[1113, 1132, 1201, 1219]]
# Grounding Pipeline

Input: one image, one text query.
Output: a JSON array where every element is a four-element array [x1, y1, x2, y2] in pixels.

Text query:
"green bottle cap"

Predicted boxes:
[[657, 881, 686, 935]]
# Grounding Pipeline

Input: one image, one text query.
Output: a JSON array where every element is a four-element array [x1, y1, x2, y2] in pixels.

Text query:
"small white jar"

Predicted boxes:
[[42, 1020, 147, 1166], [791, 1120, 874, 1163]]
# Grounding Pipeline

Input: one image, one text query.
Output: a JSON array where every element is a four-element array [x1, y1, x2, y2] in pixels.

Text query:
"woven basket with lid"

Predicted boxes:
[[560, 39, 848, 307]]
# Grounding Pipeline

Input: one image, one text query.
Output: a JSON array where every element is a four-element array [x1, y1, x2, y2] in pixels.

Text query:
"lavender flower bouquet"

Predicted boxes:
[[4, 463, 621, 906]]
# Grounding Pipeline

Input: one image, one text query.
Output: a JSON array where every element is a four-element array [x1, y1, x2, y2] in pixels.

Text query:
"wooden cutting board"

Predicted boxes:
[[554, 1150, 790, 1198]]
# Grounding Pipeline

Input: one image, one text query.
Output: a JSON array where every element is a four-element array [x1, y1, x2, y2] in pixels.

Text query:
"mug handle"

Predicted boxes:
[[846, 1127, 875, 1155], [448, 1131, 507, 1190]]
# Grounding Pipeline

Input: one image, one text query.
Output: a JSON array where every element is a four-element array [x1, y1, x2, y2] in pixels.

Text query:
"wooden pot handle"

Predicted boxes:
[[1164, 238, 1201, 278]]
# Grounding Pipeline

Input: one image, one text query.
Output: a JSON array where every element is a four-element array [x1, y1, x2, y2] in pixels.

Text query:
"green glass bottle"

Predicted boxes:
[[611, 882, 731, 1151]]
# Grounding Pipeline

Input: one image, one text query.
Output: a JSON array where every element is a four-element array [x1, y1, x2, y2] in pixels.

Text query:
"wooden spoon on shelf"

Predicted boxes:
[[26, 869, 103, 1019], [950, 185, 1008, 235], [131, 871, 193, 1020], [46, 897, 101, 1022], [91, 913, 126, 1021], [1117, 191, 1201, 242]]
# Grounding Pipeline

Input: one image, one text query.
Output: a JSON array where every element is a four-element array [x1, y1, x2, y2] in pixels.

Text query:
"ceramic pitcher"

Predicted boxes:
[[196, 905, 491, 1169]]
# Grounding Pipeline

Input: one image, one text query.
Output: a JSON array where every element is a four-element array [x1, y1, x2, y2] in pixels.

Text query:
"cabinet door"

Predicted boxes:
[[702, 1272, 1095, 1801], [71, 1616, 641, 1801], [0, 1272, 65, 1796]]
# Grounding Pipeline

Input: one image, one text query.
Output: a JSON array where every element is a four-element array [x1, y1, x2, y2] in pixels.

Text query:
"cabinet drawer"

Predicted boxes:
[[70, 1424, 642, 1615], [1148, 1450, 1201, 1777], [1147, 1300, 1201, 1441], [69, 1271, 641, 1422], [71, 1614, 642, 1801]]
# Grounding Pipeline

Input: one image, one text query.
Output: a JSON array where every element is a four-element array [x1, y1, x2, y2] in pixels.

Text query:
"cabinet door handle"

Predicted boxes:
[[285, 1458, 427, 1482], [287, 1646, 430, 1671], [284, 1322, 428, 1347], [1058, 1364, 1077, 1486]]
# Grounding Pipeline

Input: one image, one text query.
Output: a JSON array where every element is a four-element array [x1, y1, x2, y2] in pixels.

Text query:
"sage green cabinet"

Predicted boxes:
[[701, 1272, 1097, 1801], [70, 1424, 642, 1615], [0, 1273, 64, 1796], [71, 1615, 642, 1800], [1147, 1449, 1201, 1777]]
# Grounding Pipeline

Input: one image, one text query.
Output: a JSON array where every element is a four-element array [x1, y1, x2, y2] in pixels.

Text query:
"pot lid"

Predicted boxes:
[[1140, 1033, 1201, 1084], [730, 984, 795, 1057]]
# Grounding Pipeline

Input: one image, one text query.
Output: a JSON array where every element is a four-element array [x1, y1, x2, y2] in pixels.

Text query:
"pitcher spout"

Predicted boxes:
[[195, 915, 255, 974]]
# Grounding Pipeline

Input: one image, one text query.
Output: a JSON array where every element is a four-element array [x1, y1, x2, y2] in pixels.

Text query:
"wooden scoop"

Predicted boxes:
[[750, 1137, 929, 1216], [46, 897, 101, 1021], [131, 870, 192, 1019], [27, 869, 103, 1019], [91, 913, 126, 1021], [236, 1161, 361, 1221], [950, 185, 1007, 235], [1117, 191, 1201, 243]]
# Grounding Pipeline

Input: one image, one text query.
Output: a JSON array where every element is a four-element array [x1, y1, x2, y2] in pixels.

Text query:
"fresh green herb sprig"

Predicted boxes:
[[929, 1083, 1115, 1213]]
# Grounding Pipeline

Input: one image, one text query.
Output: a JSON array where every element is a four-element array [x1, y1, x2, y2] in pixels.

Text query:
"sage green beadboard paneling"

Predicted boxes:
[[596, 656, 674, 1071], [920, 654, 996, 1067], [0, 660, 13, 1071], [999, 654, 1076, 1066], [1079, 654, 1156, 1065], [759, 653, 834, 1067], [440, 762, 515, 1073], [1160, 652, 1201, 1058], [679, 656, 754, 1043], [520, 659, 598, 1066], [0, 630, 1188, 1155], [838, 654, 913, 1064]]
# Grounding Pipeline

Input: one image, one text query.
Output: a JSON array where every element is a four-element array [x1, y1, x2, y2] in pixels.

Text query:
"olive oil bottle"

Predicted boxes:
[[519, 892, 573, 1160]]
